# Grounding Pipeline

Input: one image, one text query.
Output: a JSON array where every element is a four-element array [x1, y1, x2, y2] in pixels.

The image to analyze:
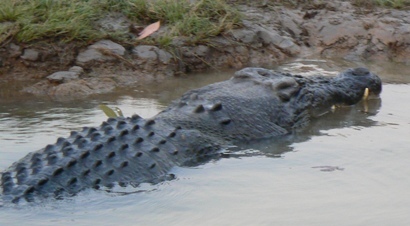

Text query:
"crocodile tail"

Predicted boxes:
[[0, 115, 202, 203]]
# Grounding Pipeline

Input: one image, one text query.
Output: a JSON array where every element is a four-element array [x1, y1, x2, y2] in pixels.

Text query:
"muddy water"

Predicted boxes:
[[1, 60, 410, 226]]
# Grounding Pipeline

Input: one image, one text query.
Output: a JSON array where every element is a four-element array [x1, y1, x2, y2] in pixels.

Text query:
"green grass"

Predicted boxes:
[[0, 0, 241, 45], [348, 0, 410, 8]]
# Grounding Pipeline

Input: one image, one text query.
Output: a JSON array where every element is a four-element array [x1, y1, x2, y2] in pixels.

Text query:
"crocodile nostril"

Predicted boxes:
[[276, 78, 298, 90]]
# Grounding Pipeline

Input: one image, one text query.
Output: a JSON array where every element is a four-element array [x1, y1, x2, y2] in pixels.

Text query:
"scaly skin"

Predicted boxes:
[[0, 67, 382, 203]]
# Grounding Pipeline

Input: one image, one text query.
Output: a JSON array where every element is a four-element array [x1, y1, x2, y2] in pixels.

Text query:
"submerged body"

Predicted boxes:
[[0, 67, 382, 203]]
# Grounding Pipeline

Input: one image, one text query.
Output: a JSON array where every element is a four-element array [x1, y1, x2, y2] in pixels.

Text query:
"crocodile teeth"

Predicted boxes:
[[362, 88, 369, 100]]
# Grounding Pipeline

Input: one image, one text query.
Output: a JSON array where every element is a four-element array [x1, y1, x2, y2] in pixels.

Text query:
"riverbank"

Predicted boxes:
[[1, 0, 410, 99]]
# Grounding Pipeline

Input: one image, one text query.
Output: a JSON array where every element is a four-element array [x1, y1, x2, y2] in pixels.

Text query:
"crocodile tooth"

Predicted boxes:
[[362, 88, 369, 100]]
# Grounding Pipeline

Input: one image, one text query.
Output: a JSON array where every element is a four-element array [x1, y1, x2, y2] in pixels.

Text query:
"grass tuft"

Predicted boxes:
[[350, 0, 410, 9], [0, 0, 241, 46]]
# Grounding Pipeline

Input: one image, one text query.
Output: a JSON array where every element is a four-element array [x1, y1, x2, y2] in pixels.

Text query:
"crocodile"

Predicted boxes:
[[0, 67, 382, 204]]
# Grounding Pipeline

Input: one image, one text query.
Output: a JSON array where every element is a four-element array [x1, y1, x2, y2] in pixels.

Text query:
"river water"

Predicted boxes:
[[1, 59, 410, 226]]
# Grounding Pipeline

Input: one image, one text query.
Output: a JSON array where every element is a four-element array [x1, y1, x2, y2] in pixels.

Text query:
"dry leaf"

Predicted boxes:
[[137, 21, 160, 40]]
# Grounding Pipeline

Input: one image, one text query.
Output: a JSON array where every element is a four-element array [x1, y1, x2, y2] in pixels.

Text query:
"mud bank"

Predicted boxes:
[[1, 0, 409, 99]]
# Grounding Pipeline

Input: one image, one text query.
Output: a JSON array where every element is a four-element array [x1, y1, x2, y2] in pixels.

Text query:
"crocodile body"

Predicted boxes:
[[0, 67, 382, 203]]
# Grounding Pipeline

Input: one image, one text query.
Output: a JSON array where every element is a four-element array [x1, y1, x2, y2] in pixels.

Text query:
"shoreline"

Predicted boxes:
[[1, 0, 410, 99]]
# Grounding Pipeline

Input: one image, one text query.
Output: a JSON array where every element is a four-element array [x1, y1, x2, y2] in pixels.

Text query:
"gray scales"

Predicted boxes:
[[0, 67, 382, 204]]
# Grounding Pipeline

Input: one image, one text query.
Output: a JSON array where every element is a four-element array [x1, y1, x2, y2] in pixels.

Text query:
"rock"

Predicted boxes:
[[276, 38, 301, 56], [47, 71, 79, 83], [51, 78, 116, 98], [230, 29, 257, 43], [76, 40, 125, 66], [157, 49, 172, 64], [8, 43, 22, 58], [20, 49, 40, 61], [179, 45, 211, 71], [132, 45, 174, 66], [21, 80, 51, 96], [91, 40, 125, 55], [256, 27, 300, 56], [278, 11, 302, 39], [69, 66, 84, 75], [132, 45, 158, 60]]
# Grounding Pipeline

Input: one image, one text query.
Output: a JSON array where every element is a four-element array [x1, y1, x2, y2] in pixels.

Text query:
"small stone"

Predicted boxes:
[[68, 66, 84, 76], [132, 45, 158, 60], [9, 43, 22, 58], [230, 29, 256, 44], [76, 40, 125, 66], [47, 71, 79, 83], [20, 49, 39, 61], [158, 49, 172, 64]]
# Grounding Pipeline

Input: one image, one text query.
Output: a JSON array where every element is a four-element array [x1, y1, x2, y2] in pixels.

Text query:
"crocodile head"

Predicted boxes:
[[221, 68, 382, 132], [234, 67, 382, 106]]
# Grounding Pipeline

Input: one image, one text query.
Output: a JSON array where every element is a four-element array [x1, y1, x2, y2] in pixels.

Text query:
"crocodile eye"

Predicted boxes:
[[351, 67, 370, 76]]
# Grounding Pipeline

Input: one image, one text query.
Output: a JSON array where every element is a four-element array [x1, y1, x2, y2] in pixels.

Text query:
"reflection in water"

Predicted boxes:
[[1, 60, 410, 226], [228, 97, 381, 158]]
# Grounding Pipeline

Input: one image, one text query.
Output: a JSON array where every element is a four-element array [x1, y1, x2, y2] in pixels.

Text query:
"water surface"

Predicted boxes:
[[1, 60, 410, 226]]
